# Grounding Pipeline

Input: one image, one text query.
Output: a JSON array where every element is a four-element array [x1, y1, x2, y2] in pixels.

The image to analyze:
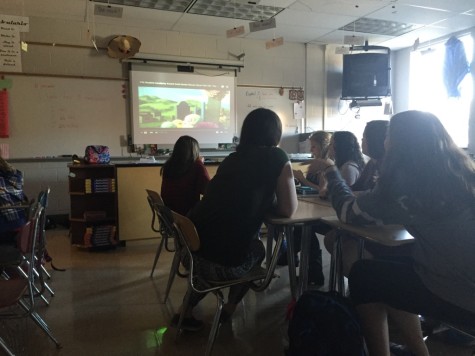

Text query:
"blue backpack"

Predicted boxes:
[[287, 291, 367, 356]]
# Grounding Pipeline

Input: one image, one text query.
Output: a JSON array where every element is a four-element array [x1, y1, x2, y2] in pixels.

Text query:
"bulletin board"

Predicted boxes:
[[236, 86, 299, 136], [0, 75, 127, 158]]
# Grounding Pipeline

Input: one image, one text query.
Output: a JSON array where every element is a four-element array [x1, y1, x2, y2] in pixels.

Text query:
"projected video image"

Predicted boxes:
[[138, 87, 231, 130]]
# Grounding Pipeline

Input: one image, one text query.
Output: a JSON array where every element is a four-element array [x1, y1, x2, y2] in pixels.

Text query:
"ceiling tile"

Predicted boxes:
[[370, 3, 454, 25], [276, 8, 357, 29], [395, 0, 474, 13]]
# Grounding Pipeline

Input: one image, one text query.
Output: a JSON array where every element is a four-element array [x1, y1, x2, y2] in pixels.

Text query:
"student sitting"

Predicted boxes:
[[293, 130, 333, 192], [160, 135, 210, 216], [351, 120, 388, 192], [323, 120, 400, 277], [171, 108, 297, 331], [328, 130, 365, 187], [0, 155, 27, 245], [278, 131, 333, 286], [322, 110, 475, 356]]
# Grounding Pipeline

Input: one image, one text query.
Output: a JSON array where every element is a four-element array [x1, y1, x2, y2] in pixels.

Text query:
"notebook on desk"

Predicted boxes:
[[296, 186, 319, 195]]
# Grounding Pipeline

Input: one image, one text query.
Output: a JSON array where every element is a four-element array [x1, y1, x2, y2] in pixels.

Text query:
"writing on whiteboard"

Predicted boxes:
[[243, 89, 283, 109]]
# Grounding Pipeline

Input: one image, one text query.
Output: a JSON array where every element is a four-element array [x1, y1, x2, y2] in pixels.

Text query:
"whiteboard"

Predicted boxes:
[[236, 86, 299, 136], [2, 75, 127, 158], [1, 79, 300, 158]]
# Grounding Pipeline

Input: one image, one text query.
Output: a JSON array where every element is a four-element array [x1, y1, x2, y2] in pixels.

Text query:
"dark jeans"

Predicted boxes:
[[349, 257, 475, 328], [282, 223, 331, 269]]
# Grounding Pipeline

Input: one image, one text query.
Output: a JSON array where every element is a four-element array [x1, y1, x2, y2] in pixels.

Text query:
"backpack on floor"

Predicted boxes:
[[287, 290, 367, 356]]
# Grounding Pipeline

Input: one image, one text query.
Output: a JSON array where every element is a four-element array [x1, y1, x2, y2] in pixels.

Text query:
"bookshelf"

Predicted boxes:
[[68, 164, 117, 247]]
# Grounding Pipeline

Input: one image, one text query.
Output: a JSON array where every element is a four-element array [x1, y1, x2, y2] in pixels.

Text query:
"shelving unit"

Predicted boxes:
[[68, 164, 118, 248]]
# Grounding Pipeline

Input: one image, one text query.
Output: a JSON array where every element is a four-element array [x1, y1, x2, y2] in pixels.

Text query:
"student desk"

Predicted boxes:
[[265, 197, 336, 299], [320, 216, 415, 293]]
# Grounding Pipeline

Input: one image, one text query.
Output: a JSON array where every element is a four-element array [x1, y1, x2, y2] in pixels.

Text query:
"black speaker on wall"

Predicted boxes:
[[341, 53, 391, 100]]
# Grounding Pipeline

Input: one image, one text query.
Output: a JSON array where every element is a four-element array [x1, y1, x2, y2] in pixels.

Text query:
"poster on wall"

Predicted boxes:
[[0, 90, 9, 138], [0, 15, 29, 73]]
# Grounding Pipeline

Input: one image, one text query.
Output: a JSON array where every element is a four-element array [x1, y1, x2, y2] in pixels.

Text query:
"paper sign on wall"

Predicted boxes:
[[0, 26, 22, 72], [0, 15, 29, 32], [293, 101, 305, 120]]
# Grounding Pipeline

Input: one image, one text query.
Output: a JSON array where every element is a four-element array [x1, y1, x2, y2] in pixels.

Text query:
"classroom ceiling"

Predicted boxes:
[[2, 0, 475, 50]]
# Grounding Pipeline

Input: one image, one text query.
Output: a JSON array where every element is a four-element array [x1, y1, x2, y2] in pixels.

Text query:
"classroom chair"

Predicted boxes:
[[0, 202, 61, 355], [0, 188, 54, 306], [170, 210, 284, 356], [146, 189, 188, 304], [146, 189, 177, 278]]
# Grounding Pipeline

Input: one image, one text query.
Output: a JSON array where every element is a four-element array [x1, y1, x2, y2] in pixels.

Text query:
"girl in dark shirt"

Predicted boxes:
[[171, 108, 297, 331], [160, 135, 210, 216]]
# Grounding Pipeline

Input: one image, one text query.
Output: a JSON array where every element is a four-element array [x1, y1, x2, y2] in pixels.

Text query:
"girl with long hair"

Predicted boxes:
[[322, 110, 475, 356], [293, 130, 333, 191], [171, 108, 297, 331], [330, 131, 366, 187], [160, 135, 210, 215]]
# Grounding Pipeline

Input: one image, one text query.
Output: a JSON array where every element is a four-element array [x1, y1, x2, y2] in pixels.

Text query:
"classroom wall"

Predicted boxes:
[[0, 15, 314, 159], [0, 12, 321, 214]]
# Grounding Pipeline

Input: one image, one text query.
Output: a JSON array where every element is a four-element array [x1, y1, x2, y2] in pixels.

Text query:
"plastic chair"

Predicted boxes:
[[0, 203, 61, 355], [146, 189, 176, 278], [170, 210, 283, 356]]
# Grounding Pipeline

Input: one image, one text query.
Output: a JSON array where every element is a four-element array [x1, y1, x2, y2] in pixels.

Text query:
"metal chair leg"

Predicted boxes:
[[206, 291, 225, 356], [0, 336, 15, 356], [162, 248, 182, 303], [33, 266, 55, 298], [18, 300, 61, 349], [150, 235, 166, 278], [13, 265, 50, 306], [41, 265, 52, 279], [286, 226, 298, 299], [175, 287, 193, 341]]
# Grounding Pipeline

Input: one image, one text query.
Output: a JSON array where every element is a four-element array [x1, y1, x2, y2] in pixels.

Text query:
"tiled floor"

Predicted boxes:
[[1, 228, 473, 356]]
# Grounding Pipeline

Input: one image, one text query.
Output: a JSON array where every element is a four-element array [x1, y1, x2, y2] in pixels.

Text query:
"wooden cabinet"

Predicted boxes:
[[68, 162, 220, 246], [116, 163, 219, 241], [68, 164, 118, 247], [116, 165, 162, 241]]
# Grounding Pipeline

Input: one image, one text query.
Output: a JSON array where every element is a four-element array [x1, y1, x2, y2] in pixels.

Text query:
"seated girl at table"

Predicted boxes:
[[322, 110, 475, 356], [329, 130, 365, 187], [351, 120, 388, 192], [278, 131, 333, 285], [293, 130, 333, 191], [0, 155, 27, 244], [160, 135, 210, 216], [171, 108, 298, 331], [323, 120, 398, 276]]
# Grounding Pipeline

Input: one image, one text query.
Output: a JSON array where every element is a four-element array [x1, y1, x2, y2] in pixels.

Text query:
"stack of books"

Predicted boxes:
[[93, 178, 116, 193], [85, 179, 92, 193], [84, 178, 116, 193], [83, 225, 117, 247]]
